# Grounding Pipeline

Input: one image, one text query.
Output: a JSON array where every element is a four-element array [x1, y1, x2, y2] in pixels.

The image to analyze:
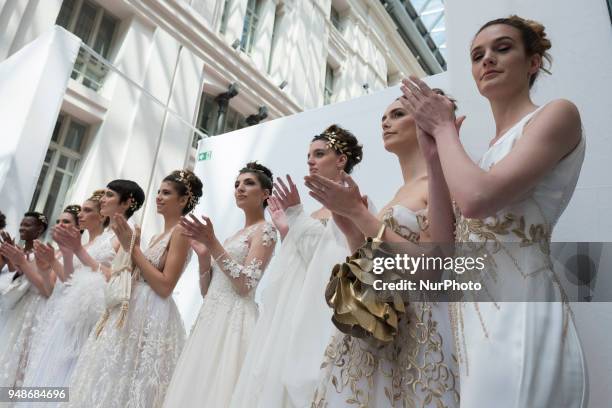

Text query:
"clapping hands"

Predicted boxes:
[[180, 214, 218, 249], [111, 215, 140, 252]]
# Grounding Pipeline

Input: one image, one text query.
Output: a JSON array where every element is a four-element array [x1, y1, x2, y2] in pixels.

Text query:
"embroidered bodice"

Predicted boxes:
[[456, 105, 585, 247], [208, 222, 277, 302]]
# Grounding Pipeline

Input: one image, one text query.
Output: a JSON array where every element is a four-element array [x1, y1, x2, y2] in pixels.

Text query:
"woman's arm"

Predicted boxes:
[[208, 223, 277, 297], [0, 244, 55, 297], [189, 239, 212, 297], [402, 78, 582, 219], [131, 228, 190, 298], [304, 173, 421, 244], [434, 100, 581, 218]]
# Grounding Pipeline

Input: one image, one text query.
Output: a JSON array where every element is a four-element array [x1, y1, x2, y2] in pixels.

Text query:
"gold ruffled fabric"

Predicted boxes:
[[325, 225, 406, 347]]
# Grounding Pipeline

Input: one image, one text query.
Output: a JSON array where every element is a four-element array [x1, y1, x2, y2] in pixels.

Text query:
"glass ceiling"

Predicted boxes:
[[409, 0, 447, 59]]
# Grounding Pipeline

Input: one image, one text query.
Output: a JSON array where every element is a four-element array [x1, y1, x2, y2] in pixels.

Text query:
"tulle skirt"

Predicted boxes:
[[23, 268, 106, 391]]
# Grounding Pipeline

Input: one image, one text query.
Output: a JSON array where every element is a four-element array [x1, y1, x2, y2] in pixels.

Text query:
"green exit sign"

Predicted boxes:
[[198, 151, 212, 161]]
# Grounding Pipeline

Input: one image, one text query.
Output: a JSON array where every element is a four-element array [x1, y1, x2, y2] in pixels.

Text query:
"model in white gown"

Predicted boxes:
[[452, 105, 587, 407], [23, 229, 115, 389], [312, 205, 460, 407], [0, 273, 46, 387], [231, 204, 349, 408], [163, 221, 277, 408], [67, 229, 187, 408]]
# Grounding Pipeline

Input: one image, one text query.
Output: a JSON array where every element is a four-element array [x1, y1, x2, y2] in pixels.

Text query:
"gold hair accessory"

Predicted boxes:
[[128, 193, 140, 212], [90, 190, 105, 202], [320, 130, 361, 161], [176, 170, 199, 211]]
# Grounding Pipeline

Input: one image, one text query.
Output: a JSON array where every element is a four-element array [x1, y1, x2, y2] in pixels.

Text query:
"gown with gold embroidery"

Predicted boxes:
[[452, 104, 587, 407], [312, 205, 460, 408]]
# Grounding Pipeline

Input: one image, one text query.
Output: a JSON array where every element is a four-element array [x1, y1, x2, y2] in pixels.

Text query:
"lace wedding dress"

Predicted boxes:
[[67, 229, 188, 408], [163, 221, 277, 408], [231, 205, 349, 408]]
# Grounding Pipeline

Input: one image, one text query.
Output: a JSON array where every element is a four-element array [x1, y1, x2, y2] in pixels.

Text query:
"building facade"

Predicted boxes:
[[1, 0, 433, 236]]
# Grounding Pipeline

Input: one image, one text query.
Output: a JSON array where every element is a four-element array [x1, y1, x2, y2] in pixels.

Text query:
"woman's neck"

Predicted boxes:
[[87, 223, 105, 243], [23, 240, 34, 252], [489, 88, 537, 140], [163, 213, 181, 233], [397, 145, 427, 186], [243, 208, 265, 228]]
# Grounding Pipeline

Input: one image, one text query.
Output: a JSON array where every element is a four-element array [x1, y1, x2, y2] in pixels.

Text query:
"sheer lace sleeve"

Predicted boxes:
[[216, 222, 278, 291]]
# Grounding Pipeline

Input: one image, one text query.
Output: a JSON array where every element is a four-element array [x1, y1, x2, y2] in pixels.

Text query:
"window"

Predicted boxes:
[[223, 108, 247, 133], [56, 0, 119, 91], [240, 0, 263, 53], [267, 6, 282, 74], [194, 93, 248, 146], [219, 0, 232, 34], [324, 64, 335, 105], [330, 6, 342, 31], [30, 114, 89, 230]]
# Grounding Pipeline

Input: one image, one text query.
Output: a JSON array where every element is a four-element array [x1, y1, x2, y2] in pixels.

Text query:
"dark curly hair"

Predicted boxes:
[[238, 162, 273, 208], [311, 125, 363, 174], [0, 210, 6, 230], [106, 179, 145, 219], [475, 15, 552, 88], [163, 170, 204, 215], [23, 211, 48, 233]]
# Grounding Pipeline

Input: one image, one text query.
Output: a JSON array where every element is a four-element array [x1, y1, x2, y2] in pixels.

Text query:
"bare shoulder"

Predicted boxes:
[[524, 99, 582, 151], [533, 99, 581, 132], [170, 225, 189, 247]]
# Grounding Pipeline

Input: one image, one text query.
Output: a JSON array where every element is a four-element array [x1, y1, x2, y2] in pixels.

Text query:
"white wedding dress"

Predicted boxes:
[[22, 229, 115, 394], [0, 269, 46, 388], [452, 104, 587, 407], [231, 205, 349, 408], [312, 205, 460, 408], [67, 228, 187, 408], [163, 221, 277, 408]]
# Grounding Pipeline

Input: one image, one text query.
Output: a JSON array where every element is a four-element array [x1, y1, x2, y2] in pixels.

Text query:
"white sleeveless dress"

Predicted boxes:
[[453, 105, 587, 407], [312, 205, 460, 407], [231, 205, 348, 408], [67, 229, 187, 408], [23, 229, 115, 393], [0, 261, 46, 388], [163, 221, 277, 408]]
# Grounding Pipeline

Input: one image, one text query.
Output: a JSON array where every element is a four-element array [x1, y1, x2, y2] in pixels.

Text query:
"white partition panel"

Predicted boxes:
[[0, 26, 80, 236]]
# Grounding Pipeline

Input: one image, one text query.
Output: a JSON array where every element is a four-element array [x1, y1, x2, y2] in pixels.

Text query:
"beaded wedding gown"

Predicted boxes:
[[22, 229, 115, 393], [231, 205, 348, 408], [67, 229, 187, 408], [452, 104, 587, 407], [312, 205, 460, 408], [163, 221, 277, 408]]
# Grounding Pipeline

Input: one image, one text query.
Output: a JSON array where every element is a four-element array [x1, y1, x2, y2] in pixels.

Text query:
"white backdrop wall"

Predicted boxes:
[[176, 74, 449, 328], [444, 2, 612, 406], [0, 26, 80, 236]]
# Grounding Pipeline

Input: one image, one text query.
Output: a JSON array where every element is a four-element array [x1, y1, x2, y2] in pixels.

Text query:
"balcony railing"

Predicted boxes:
[[71, 45, 110, 91]]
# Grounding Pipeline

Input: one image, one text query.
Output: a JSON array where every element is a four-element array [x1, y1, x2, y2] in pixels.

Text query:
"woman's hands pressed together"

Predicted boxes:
[[111, 215, 140, 252], [303, 171, 366, 218]]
